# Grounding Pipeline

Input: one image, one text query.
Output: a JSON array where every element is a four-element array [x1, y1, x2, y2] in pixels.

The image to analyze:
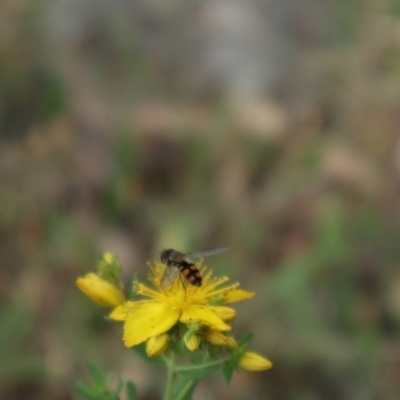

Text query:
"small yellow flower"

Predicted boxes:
[[146, 334, 170, 357], [238, 351, 273, 371], [111, 262, 253, 348], [76, 272, 126, 307], [203, 329, 238, 349]]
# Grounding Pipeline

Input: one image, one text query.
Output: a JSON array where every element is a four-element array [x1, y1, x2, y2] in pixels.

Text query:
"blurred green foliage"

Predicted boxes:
[[1, 0, 400, 399]]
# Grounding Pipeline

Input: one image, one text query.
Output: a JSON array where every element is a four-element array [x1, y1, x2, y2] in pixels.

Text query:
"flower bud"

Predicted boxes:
[[184, 331, 200, 351], [210, 306, 236, 322], [238, 351, 273, 371], [146, 334, 169, 357], [97, 252, 122, 285], [76, 273, 126, 307], [203, 329, 237, 349]]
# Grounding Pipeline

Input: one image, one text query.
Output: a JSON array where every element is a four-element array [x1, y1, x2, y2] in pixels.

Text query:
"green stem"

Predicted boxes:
[[175, 380, 196, 400], [163, 352, 176, 400], [174, 357, 229, 372]]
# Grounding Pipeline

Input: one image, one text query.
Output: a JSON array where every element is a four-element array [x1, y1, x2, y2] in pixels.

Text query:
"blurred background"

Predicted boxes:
[[1, 0, 400, 399]]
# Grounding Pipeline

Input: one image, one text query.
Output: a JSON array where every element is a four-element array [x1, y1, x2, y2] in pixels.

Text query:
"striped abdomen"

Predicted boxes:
[[178, 260, 202, 286]]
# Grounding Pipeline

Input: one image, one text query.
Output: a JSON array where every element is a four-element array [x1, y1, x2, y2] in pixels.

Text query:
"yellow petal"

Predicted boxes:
[[109, 300, 149, 321], [180, 305, 231, 331], [76, 273, 125, 307], [223, 289, 255, 304], [109, 304, 128, 321], [208, 306, 236, 322], [203, 329, 238, 349], [238, 351, 273, 371], [146, 334, 170, 357], [123, 302, 180, 347]]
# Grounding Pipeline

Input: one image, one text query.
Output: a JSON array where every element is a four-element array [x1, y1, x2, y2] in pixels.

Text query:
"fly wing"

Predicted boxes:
[[160, 265, 180, 289], [187, 247, 230, 259]]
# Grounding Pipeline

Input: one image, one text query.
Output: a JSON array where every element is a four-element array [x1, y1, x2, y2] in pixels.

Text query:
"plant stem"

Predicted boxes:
[[163, 352, 176, 400], [175, 380, 196, 400], [174, 357, 229, 372]]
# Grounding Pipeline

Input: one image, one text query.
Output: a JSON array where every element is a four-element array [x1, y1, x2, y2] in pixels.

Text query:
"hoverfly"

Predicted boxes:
[[160, 247, 229, 288]]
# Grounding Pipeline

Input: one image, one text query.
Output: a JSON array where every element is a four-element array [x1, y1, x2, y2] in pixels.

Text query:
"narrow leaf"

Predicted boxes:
[[126, 382, 137, 400], [112, 373, 123, 395], [222, 362, 234, 385], [75, 381, 101, 400], [238, 333, 254, 348], [88, 364, 106, 387]]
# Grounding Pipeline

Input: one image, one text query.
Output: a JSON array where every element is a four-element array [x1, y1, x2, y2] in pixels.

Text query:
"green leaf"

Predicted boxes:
[[75, 380, 100, 399], [131, 342, 165, 365], [238, 333, 254, 348], [172, 378, 197, 400], [75, 365, 123, 400], [111, 373, 123, 395], [222, 361, 234, 385], [88, 364, 106, 387], [75, 380, 117, 400], [125, 382, 137, 400]]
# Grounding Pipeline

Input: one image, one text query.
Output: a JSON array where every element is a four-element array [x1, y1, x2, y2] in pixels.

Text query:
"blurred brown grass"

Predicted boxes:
[[2, 1, 400, 399]]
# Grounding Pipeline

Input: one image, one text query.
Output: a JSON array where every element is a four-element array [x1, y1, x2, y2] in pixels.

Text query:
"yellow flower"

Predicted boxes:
[[76, 272, 126, 307], [146, 333, 170, 357], [203, 329, 238, 349], [238, 351, 273, 371], [111, 262, 253, 348]]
